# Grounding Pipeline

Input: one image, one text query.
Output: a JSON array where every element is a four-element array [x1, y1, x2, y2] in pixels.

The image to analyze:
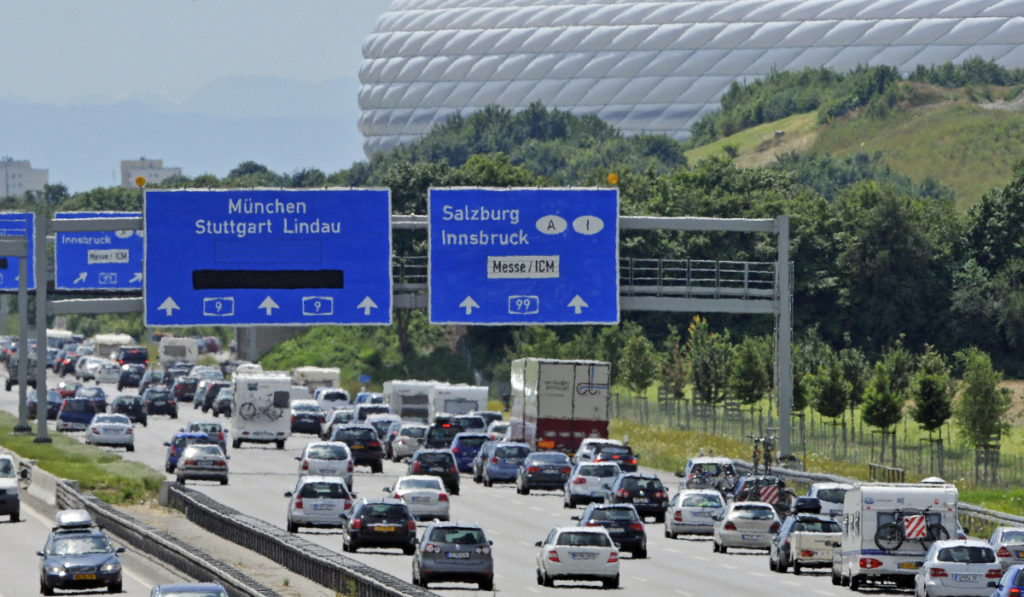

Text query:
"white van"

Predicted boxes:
[[159, 336, 199, 365], [833, 482, 959, 591], [313, 387, 350, 414], [428, 383, 489, 418], [231, 372, 292, 449]]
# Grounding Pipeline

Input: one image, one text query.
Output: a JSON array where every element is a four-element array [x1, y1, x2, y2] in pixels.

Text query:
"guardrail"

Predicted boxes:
[[165, 483, 437, 597]]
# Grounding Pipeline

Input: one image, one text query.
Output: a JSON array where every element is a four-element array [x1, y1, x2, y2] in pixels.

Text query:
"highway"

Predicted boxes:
[[1, 369, 911, 596]]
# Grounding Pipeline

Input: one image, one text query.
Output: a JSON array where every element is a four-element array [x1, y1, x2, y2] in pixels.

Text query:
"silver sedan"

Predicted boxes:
[[712, 501, 780, 553], [665, 489, 726, 537], [85, 413, 134, 451]]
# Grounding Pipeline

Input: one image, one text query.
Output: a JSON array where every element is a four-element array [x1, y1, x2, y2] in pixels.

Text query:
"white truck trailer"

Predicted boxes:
[[383, 380, 437, 423], [428, 383, 489, 419], [510, 358, 611, 453], [231, 371, 292, 449], [833, 482, 958, 591]]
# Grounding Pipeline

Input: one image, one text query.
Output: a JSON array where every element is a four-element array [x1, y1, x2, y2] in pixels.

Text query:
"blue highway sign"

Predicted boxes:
[[55, 212, 142, 290], [145, 188, 392, 326], [429, 187, 618, 325], [0, 212, 34, 291]]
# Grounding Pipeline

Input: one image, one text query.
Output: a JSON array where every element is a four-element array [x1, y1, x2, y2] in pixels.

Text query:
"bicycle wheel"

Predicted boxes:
[[874, 522, 904, 551], [238, 402, 257, 421], [921, 524, 950, 549]]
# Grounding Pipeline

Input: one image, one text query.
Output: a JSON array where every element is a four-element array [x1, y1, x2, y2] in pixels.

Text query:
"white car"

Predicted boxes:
[[0, 454, 20, 522], [486, 420, 509, 441], [535, 526, 620, 589], [285, 475, 353, 533], [572, 438, 622, 465], [390, 423, 427, 462], [712, 501, 780, 553], [807, 482, 854, 517], [914, 539, 1001, 597], [74, 355, 106, 381], [665, 489, 727, 537], [296, 442, 353, 489], [388, 475, 449, 521], [563, 462, 620, 508], [85, 413, 134, 451], [989, 526, 1024, 570], [93, 362, 122, 385]]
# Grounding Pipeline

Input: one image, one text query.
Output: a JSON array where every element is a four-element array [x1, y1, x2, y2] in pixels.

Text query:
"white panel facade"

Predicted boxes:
[[360, 0, 1024, 155]]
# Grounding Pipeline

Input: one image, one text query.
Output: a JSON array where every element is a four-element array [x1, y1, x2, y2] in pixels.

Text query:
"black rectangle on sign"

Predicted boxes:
[[192, 270, 343, 290]]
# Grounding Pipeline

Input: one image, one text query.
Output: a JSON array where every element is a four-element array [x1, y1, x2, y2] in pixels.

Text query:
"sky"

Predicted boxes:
[[0, 1, 393, 192]]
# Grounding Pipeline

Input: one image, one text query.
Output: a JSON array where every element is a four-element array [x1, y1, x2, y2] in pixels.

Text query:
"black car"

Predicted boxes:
[[171, 376, 199, 402], [110, 394, 148, 427], [424, 421, 465, 449], [38, 514, 125, 594], [342, 498, 417, 554], [27, 389, 62, 420], [199, 381, 231, 413], [408, 449, 460, 495], [117, 363, 145, 391], [330, 424, 384, 473], [58, 350, 80, 376], [139, 369, 168, 395], [143, 386, 178, 418], [576, 502, 647, 558], [516, 451, 572, 494], [290, 400, 326, 434], [608, 472, 669, 522], [115, 345, 149, 367], [592, 444, 639, 472]]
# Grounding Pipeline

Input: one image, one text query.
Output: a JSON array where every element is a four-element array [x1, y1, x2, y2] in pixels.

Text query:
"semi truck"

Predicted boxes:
[[383, 380, 436, 422], [428, 383, 489, 418], [231, 371, 292, 449], [510, 358, 611, 453]]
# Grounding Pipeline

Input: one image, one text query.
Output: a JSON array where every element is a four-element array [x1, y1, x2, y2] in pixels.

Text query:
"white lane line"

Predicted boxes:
[[634, 575, 648, 582], [675, 590, 692, 596]]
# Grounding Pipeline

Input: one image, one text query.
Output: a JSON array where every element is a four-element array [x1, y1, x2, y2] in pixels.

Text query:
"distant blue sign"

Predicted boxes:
[[429, 188, 619, 325], [0, 212, 34, 291], [145, 188, 392, 326], [55, 212, 142, 290]]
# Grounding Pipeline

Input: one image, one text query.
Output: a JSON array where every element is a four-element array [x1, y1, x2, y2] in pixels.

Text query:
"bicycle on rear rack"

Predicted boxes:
[[874, 506, 950, 551]]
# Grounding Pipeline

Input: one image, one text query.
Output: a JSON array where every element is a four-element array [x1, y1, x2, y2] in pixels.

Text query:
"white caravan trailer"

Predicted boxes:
[[231, 371, 292, 449]]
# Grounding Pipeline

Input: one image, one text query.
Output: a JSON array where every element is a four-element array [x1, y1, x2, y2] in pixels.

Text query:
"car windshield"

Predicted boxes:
[[557, 531, 611, 547], [148, 389, 171, 399], [398, 477, 443, 490], [495, 445, 530, 458], [93, 415, 127, 425], [299, 482, 348, 499], [189, 423, 222, 434], [307, 444, 349, 460], [589, 508, 638, 522], [733, 506, 775, 520], [682, 493, 723, 508], [418, 453, 453, 466], [597, 446, 631, 456], [429, 527, 486, 544], [0, 459, 14, 477], [793, 520, 842, 533], [400, 426, 426, 438], [321, 391, 348, 403], [529, 453, 569, 465], [1001, 530, 1024, 543], [65, 400, 93, 413], [456, 436, 488, 448], [937, 545, 996, 563], [187, 445, 222, 457], [331, 411, 354, 422], [293, 402, 319, 412], [622, 477, 663, 491], [578, 464, 619, 477], [816, 488, 848, 503], [159, 591, 226, 597], [338, 429, 375, 442], [51, 535, 113, 555]]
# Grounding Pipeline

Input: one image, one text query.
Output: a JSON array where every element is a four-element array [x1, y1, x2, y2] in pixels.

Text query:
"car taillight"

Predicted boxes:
[[184, 459, 196, 466], [347, 461, 354, 472], [214, 460, 226, 466], [629, 523, 643, 532], [407, 519, 416, 531], [987, 569, 1003, 579], [560, 467, 571, 474], [674, 511, 682, 522], [439, 493, 449, 502], [452, 447, 459, 454], [999, 546, 1012, 558], [491, 457, 499, 464], [412, 462, 421, 473], [800, 549, 814, 557], [125, 428, 132, 435], [425, 543, 440, 553], [573, 477, 587, 485], [929, 567, 947, 578], [547, 550, 560, 562], [608, 551, 618, 563], [343, 499, 351, 509], [291, 416, 296, 423], [218, 431, 224, 441], [654, 491, 666, 498], [301, 460, 309, 471], [294, 495, 303, 509], [527, 466, 540, 473], [1010, 587, 1021, 596], [475, 545, 490, 554], [724, 521, 737, 531], [449, 465, 457, 474], [859, 558, 883, 569], [628, 458, 637, 465], [351, 518, 361, 530], [91, 428, 100, 434], [394, 492, 401, 499], [616, 489, 630, 498], [769, 521, 780, 533]]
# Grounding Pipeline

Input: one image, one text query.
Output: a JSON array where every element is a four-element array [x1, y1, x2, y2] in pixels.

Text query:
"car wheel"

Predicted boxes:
[[832, 568, 842, 586], [108, 580, 122, 593], [451, 485, 460, 496], [484, 476, 492, 488], [220, 477, 228, 485], [171, 411, 178, 419], [142, 420, 147, 427], [712, 540, 720, 553], [719, 544, 728, 554], [232, 439, 241, 449], [603, 574, 619, 589], [479, 579, 493, 591], [3, 381, 9, 392], [276, 440, 286, 450], [127, 444, 135, 452], [371, 462, 383, 473], [521, 484, 530, 495], [287, 520, 297, 533], [543, 569, 554, 587], [536, 568, 544, 585], [41, 582, 54, 596], [117, 385, 122, 391], [176, 476, 185, 485], [792, 562, 801, 575], [403, 544, 415, 555], [10, 511, 19, 522], [348, 540, 359, 553], [849, 574, 860, 591], [635, 544, 647, 559], [777, 554, 788, 573]]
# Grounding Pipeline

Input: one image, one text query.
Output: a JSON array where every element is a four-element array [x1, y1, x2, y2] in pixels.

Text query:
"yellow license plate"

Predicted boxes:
[[352, 445, 364, 450], [73, 573, 97, 580], [375, 525, 396, 532], [898, 562, 919, 570]]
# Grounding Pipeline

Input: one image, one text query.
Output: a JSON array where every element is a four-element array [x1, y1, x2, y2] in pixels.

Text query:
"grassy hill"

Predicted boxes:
[[686, 83, 1024, 210]]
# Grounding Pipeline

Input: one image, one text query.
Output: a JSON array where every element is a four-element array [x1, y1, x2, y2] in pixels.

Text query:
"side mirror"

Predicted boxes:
[[284, 491, 293, 497], [963, 527, 970, 535], [115, 546, 126, 554], [294, 457, 301, 461], [712, 514, 722, 521], [489, 540, 493, 546], [534, 541, 542, 547], [570, 515, 580, 521], [19, 468, 29, 480], [674, 471, 685, 478], [163, 442, 170, 447]]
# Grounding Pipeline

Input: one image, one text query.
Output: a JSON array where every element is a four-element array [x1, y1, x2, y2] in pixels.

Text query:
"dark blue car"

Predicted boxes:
[[993, 564, 1024, 597], [38, 522, 125, 594], [163, 432, 213, 473], [481, 441, 531, 486], [449, 432, 491, 473]]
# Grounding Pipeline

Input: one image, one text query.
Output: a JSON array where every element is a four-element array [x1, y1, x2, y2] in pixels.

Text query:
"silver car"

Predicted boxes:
[[296, 441, 353, 489], [85, 413, 134, 451], [390, 423, 427, 462], [563, 462, 620, 508], [712, 501, 780, 553], [665, 489, 726, 537], [389, 475, 449, 521], [285, 475, 353, 533], [990, 526, 1024, 570], [175, 444, 228, 485], [412, 521, 494, 590]]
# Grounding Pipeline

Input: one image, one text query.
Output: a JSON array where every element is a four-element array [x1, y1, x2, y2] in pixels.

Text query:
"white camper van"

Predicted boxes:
[[832, 482, 958, 591], [231, 372, 292, 449], [383, 380, 436, 422], [428, 383, 489, 418], [291, 366, 341, 391], [158, 336, 199, 365]]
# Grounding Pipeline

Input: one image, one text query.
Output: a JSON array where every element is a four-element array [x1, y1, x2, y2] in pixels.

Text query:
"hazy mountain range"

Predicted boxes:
[[1, 76, 368, 194]]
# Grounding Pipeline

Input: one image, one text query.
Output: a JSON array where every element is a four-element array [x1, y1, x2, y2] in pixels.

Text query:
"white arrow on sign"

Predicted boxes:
[[130, 272, 142, 283], [459, 296, 480, 315], [357, 296, 378, 315], [158, 297, 180, 317], [568, 295, 589, 314], [74, 272, 87, 284], [258, 296, 279, 316]]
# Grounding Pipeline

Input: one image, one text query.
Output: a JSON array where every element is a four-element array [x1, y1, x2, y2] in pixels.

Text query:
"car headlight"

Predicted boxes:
[[100, 562, 121, 573], [44, 565, 66, 575]]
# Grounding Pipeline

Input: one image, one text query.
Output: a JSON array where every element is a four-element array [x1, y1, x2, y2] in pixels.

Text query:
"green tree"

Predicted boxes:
[[619, 332, 658, 398], [861, 360, 905, 466], [729, 335, 770, 408], [839, 343, 870, 441], [659, 325, 689, 400], [954, 347, 1012, 448], [687, 316, 734, 433], [911, 345, 954, 434], [808, 350, 850, 456]]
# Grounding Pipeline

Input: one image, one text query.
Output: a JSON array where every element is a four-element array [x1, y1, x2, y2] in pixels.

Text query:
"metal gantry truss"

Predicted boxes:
[[5, 213, 795, 455]]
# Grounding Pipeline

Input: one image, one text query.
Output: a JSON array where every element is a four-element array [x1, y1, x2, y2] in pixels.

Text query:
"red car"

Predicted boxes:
[[56, 381, 82, 398]]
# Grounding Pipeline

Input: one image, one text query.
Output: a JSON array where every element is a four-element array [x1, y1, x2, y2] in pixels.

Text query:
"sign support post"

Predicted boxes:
[[34, 218, 50, 443]]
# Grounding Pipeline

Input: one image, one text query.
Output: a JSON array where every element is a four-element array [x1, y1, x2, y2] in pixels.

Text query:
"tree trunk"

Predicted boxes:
[[842, 415, 848, 458], [891, 428, 897, 468]]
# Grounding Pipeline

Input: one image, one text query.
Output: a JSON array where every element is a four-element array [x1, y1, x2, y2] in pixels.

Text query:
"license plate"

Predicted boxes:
[[447, 551, 470, 558], [955, 574, 979, 582], [375, 525, 396, 532], [693, 511, 713, 518], [898, 562, 919, 570], [429, 466, 443, 473], [351, 444, 364, 450], [312, 503, 334, 511], [410, 496, 431, 503], [154, 400, 165, 405], [73, 574, 97, 580], [571, 552, 596, 560], [635, 498, 650, 504], [1018, 551, 1024, 558], [544, 467, 558, 473], [741, 534, 762, 540]]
